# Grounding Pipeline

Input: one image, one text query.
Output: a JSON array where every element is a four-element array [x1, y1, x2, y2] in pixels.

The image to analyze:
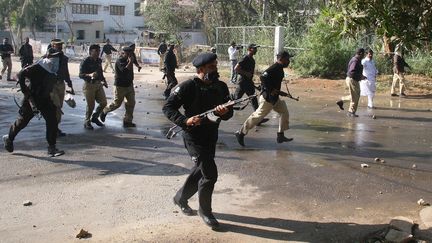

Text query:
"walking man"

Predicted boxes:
[[79, 44, 108, 130], [101, 39, 117, 73], [0, 38, 15, 81], [163, 43, 178, 99], [336, 48, 366, 117], [47, 39, 74, 137], [100, 47, 137, 128], [227, 41, 240, 83], [19, 37, 33, 68], [163, 53, 233, 229], [3, 52, 65, 157], [235, 51, 294, 146], [391, 49, 410, 97], [360, 49, 378, 109]]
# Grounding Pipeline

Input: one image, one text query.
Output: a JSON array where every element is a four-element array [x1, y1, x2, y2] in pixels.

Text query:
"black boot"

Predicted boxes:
[[235, 131, 245, 146], [336, 100, 344, 110], [91, 116, 105, 127], [84, 122, 94, 130], [57, 129, 66, 137], [47, 145, 65, 157], [277, 132, 293, 143], [100, 112, 107, 122]]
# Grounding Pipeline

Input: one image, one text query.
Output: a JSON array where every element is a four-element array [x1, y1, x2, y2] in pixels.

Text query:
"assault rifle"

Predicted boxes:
[[166, 94, 257, 139]]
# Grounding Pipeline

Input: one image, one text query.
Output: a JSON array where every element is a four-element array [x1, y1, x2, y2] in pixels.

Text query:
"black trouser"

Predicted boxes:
[[164, 69, 178, 98], [175, 134, 218, 216], [8, 97, 58, 146], [233, 79, 258, 110], [21, 58, 33, 68]]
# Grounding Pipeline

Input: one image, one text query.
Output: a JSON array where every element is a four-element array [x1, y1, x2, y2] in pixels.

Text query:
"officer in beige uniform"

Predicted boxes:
[[101, 39, 117, 73], [47, 39, 74, 137], [100, 46, 136, 128], [79, 44, 107, 130], [235, 51, 293, 146]]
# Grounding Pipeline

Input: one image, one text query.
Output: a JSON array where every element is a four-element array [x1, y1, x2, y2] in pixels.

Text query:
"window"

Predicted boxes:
[[96, 31, 100, 39], [110, 5, 125, 16], [134, 3, 142, 16], [71, 4, 98, 15], [77, 30, 85, 40]]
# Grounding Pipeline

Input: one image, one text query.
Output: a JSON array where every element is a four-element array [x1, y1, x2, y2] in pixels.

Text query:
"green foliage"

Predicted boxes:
[[374, 54, 393, 75], [406, 52, 432, 77], [292, 8, 356, 78]]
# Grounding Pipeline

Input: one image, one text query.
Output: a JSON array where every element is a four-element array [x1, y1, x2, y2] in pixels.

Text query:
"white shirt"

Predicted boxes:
[[228, 46, 238, 60], [361, 57, 378, 82]]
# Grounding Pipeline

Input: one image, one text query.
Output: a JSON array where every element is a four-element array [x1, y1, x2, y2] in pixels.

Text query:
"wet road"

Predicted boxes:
[[0, 65, 431, 242]]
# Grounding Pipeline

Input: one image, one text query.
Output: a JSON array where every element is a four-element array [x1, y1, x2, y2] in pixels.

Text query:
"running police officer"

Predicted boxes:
[[235, 51, 294, 146], [163, 53, 233, 229], [2, 52, 65, 157], [19, 37, 33, 68], [101, 39, 117, 73], [79, 44, 108, 130], [163, 43, 178, 99], [100, 46, 137, 128]]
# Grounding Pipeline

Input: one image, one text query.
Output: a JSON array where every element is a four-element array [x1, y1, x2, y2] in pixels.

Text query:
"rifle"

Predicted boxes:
[[282, 80, 299, 101], [166, 94, 257, 139]]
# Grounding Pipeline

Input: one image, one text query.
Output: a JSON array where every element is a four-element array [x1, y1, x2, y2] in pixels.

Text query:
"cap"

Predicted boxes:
[[89, 44, 100, 52], [129, 43, 136, 49], [122, 46, 134, 52], [248, 44, 260, 49], [51, 38, 64, 44], [277, 51, 294, 59], [192, 53, 217, 68]]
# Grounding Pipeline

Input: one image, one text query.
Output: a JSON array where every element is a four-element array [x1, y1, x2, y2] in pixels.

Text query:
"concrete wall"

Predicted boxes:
[[71, 21, 104, 44]]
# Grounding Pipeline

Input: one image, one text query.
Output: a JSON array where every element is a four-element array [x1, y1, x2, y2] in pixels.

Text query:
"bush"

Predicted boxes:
[[406, 52, 432, 77], [291, 9, 356, 78]]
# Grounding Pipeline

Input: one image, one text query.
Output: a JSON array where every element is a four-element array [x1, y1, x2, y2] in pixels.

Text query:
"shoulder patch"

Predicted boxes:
[[173, 86, 181, 95], [261, 71, 268, 77]]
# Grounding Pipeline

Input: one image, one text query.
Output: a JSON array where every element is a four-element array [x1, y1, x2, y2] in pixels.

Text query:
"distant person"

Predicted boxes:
[[391, 49, 410, 97], [210, 46, 216, 54], [0, 38, 15, 81], [79, 44, 108, 130], [157, 40, 168, 71], [163, 43, 178, 99], [100, 47, 137, 128], [336, 48, 366, 117], [227, 41, 240, 84], [19, 37, 33, 68], [360, 49, 378, 109], [101, 39, 118, 73]]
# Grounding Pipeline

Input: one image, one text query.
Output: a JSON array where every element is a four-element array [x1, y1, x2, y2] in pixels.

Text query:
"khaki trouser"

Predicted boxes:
[[240, 95, 289, 135], [50, 81, 65, 123], [159, 53, 166, 70], [103, 85, 135, 123], [83, 81, 107, 124], [1, 57, 12, 79], [391, 72, 406, 94], [103, 54, 114, 72], [341, 77, 360, 113]]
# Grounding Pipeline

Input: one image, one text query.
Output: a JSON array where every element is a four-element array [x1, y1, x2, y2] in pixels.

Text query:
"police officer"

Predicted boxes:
[[235, 51, 294, 146], [0, 37, 15, 81], [101, 39, 117, 73], [163, 43, 178, 99], [47, 39, 74, 137], [129, 44, 142, 72], [19, 37, 33, 68], [163, 53, 233, 229], [157, 40, 168, 71], [100, 46, 136, 128], [79, 44, 108, 130], [2, 53, 65, 157]]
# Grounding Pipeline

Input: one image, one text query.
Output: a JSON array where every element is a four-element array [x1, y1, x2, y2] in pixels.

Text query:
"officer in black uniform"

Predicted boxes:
[[2, 53, 65, 157], [163, 43, 178, 99], [163, 53, 233, 229], [19, 37, 33, 68], [233, 44, 268, 125], [235, 51, 293, 146]]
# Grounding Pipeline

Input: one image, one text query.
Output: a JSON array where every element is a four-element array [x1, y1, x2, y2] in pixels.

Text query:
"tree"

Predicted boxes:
[[330, 0, 432, 52]]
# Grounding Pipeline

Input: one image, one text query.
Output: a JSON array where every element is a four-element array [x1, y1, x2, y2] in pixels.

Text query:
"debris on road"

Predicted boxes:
[[372, 115, 376, 119], [374, 158, 385, 163], [23, 200, 32, 206], [76, 229, 92, 239], [418, 199, 430, 206], [361, 163, 369, 168], [412, 164, 417, 169]]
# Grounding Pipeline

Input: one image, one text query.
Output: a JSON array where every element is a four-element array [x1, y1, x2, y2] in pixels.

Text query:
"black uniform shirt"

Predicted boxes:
[[102, 44, 117, 55], [114, 56, 134, 87], [163, 77, 233, 139], [19, 43, 33, 60], [164, 49, 177, 70], [238, 54, 255, 82], [79, 57, 105, 82], [0, 43, 14, 59], [157, 43, 167, 55], [346, 55, 363, 81], [261, 62, 285, 104], [18, 63, 57, 101]]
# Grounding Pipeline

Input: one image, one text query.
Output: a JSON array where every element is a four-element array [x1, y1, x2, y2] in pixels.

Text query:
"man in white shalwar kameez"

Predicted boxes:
[[360, 49, 378, 109]]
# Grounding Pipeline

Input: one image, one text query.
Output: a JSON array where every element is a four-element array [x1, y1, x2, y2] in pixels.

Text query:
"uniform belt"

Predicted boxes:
[[86, 79, 102, 84]]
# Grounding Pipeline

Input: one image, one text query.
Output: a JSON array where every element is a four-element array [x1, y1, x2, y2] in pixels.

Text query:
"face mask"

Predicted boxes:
[[204, 71, 220, 82]]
